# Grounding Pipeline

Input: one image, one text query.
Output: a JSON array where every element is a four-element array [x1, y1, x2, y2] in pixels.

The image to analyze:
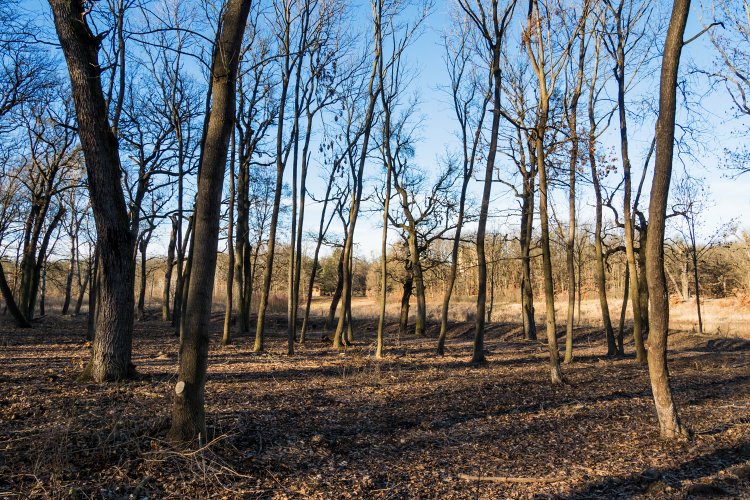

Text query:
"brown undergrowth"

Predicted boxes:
[[1, 313, 749, 498]]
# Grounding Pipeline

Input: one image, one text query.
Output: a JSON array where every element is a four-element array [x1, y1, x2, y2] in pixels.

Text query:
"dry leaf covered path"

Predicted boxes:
[[1, 315, 749, 498]]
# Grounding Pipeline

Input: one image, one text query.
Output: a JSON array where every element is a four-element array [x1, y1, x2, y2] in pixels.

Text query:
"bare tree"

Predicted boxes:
[[457, 0, 518, 364], [601, 0, 656, 363], [523, 0, 588, 383], [437, 9, 490, 355], [169, 0, 251, 444], [644, 0, 691, 439], [49, 0, 137, 381]]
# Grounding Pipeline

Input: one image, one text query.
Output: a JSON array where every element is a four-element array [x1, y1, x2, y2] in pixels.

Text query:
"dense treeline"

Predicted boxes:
[[0, 0, 747, 443]]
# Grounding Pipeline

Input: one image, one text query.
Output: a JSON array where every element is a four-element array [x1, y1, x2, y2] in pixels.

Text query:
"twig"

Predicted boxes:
[[458, 473, 566, 484]]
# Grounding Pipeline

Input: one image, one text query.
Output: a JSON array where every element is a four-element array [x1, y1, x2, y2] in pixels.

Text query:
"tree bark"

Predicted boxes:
[[168, 0, 250, 444], [162, 216, 178, 321], [588, 55, 617, 354], [61, 234, 76, 315], [399, 260, 413, 337], [645, 0, 690, 439], [49, 0, 136, 381], [564, 29, 585, 363], [0, 263, 30, 327], [520, 176, 537, 341]]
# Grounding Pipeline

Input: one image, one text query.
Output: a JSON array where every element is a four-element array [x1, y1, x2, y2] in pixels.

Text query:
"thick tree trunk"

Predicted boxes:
[[168, 0, 250, 444], [645, 0, 691, 439], [0, 264, 30, 327], [50, 0, 135, 381]]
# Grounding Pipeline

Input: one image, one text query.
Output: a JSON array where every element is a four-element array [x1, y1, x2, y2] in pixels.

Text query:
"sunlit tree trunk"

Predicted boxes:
[[645, 0, 690, 439], [168, 0, 250, 444]]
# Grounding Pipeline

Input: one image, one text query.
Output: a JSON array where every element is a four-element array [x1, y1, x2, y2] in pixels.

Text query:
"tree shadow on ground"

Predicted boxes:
[[560, 439, 750, 499]]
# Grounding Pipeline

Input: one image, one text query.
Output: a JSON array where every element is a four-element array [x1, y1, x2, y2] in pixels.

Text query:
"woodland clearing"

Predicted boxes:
[[1, 302, 749, 499]]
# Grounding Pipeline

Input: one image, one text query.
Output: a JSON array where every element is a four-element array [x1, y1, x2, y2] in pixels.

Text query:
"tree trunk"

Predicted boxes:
[[437, 171, 471, 354], [520, 179, 537, 341], [223, 133, 236, 346], [564, 34, 584, 363], [50, 0, 136, 381], [168, 0, 250, 444], [535, 113, 564, 384], [645, 0, 691, 439], [589, 125, 616, 354], [61, 237, 76, 315], [613, 20, 647, 364], [333, 54, 381, 351], [74, 256, 91, 316], [172, 215, 193, 330], [618, 264, 628, 356], [399, 262, 413, 337], [325, 249, 345, 330], [162, 216, 177, 321], [376, 159, 391, 358], [87, 245, 99, 342], [692, 250, 703, 334], [637, 233, 649, 338], [137, 237, 148, 320], [472, 45, 502, 364], [0, 264, 30, 327], [300, 164, 339, 342]]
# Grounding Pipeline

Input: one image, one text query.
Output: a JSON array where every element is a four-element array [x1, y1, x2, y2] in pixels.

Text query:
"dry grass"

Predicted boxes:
[[305, 295, 750, 339]]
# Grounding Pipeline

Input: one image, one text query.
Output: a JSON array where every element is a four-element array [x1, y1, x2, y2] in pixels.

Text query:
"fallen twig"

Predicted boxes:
[[458, 473, 566, 484]]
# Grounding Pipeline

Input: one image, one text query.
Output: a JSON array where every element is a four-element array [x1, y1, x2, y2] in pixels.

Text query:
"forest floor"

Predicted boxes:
[[1, 312, 750, 499]]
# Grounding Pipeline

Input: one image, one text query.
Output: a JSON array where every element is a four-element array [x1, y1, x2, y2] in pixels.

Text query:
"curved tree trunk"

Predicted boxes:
[[645, 0, 691, 439], [0, 264, 30, 327]]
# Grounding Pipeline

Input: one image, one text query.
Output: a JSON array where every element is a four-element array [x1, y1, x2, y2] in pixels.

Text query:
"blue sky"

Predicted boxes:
[[21, 0, 749, 259]]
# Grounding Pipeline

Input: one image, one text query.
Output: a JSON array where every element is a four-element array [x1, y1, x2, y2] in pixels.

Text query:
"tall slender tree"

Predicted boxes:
[[169, 0, 251, 444], [645, 0, 690, 439]]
